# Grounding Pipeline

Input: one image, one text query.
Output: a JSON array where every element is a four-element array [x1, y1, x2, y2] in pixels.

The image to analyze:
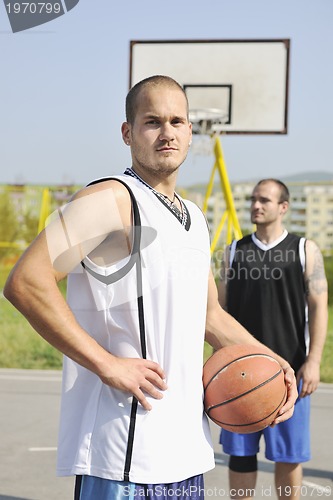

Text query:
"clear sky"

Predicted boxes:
[[1, 0, 333, 187]]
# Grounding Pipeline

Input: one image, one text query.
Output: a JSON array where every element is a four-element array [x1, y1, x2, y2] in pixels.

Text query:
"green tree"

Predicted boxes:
[[0, 190, 20, 259], [20, 209, 39, 245]]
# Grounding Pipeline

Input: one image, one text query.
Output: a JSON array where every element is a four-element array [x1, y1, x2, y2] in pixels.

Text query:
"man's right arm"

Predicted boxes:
[[4, 181, 167, 410]]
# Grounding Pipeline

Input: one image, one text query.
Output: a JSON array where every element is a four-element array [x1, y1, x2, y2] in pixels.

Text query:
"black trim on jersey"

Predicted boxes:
[[124, 167, 191, 231], [81, 176, 147, 482], [74, 475, 82, 500], [81, 178, 141, 285], [184, 208, 191, 231], [123, 397, 139, 482], [153, 192, 191, 231]]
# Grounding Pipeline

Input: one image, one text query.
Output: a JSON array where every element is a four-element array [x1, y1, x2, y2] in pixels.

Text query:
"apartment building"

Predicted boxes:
[[186, 179, 333, 254]]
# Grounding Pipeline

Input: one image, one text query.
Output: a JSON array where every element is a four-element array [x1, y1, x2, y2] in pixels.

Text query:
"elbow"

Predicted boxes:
[[3, 271, 26, 309], [3, 273, 14, 302], [308, 295, 328, 315]]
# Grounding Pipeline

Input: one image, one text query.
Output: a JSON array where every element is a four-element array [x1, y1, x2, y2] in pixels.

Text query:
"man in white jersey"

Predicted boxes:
[[218, 179, 328, 500], [4, 77, 297, 500]]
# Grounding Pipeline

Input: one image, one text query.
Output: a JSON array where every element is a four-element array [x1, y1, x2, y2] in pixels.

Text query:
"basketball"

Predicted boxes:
[[203, 344, 287, 434]]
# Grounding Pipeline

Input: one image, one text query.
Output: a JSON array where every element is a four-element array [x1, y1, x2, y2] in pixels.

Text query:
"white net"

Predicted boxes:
[[189, 108, 228, 156], [190, 135, 215, 157], [189, 108, 229, 135]]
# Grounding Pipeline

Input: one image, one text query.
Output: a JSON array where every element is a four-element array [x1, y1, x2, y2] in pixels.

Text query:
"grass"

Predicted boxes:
[[0, 294, 63, 369], [321, 305, 333, 382], [0, 265, 63, 369], [1, 265, 333, 382]]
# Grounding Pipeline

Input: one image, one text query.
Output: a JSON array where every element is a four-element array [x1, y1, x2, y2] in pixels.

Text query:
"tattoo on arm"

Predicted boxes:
[[305, 246, 327, 296]]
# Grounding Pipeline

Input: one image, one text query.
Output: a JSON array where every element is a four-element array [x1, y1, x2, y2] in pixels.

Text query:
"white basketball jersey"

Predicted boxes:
[[56, 174, 215, 484]]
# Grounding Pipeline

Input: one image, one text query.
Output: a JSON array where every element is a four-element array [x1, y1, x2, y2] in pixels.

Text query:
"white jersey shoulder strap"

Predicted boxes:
[[229, 239, 238, 267], [299, 237, 306, 272]]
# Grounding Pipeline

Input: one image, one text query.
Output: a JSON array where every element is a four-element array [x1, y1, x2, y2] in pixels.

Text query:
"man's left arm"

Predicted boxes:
[[298, 240, 328, 397], [205, 269, 298, 423]]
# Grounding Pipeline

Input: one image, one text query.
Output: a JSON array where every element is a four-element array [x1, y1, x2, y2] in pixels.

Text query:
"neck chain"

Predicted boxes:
[[158, 191, 176, 206], [156, 191, 183, 217], [124, 167, 186, 224]]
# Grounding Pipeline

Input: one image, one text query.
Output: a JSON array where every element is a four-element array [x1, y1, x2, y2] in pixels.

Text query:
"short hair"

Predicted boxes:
[[255, 178, 290, 203], [125, 75, 189, 125]]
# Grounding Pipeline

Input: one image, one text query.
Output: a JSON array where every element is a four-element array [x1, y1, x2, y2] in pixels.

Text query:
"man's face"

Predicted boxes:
[[122, 85, 192, 178], [250, 182, 288, 226]]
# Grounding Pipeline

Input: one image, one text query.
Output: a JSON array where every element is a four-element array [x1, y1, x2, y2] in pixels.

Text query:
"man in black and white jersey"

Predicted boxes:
[[218, 179, 328, 500]]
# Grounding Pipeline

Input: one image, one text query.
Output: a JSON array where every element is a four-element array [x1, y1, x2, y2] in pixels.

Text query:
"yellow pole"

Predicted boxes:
[[202, 161, 218, 213], [38, 188, 51, 233], [0, 242, 24, 249], [203, 136, 243, 252], [214, 137, 242, 241], [210, 211, 228, 253]]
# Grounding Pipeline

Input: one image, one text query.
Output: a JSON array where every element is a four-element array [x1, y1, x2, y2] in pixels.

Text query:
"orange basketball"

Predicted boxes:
[[203, 344, 287, 434]]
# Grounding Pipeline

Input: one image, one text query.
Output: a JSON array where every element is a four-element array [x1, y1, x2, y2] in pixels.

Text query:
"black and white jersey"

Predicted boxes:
[[57, 174, 215, 483], [227, 231, 308, 372]]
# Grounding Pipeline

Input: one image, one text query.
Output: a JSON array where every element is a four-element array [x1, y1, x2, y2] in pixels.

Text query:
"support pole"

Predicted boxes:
[[38, 188, 51, 233], [203, 136, 242, 252]]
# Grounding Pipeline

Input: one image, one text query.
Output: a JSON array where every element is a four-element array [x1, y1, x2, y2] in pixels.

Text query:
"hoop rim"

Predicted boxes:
[[190, 108, 229, 135], [189, 108, 228, 122]]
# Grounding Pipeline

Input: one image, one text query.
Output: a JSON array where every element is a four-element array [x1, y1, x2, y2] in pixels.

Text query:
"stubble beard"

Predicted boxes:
[[132, 150, 188, 181]]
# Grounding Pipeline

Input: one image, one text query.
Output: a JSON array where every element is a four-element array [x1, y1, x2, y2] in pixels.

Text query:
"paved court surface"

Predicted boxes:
[[0, 369, 332, 499]]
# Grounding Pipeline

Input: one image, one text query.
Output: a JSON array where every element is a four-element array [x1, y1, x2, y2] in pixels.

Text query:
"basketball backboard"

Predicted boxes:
[[129, 39, 290, 135]]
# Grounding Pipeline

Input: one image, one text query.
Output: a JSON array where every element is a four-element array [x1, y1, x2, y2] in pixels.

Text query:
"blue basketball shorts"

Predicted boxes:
[[74, 474, 205, 499], [220, 389, 311, 463]]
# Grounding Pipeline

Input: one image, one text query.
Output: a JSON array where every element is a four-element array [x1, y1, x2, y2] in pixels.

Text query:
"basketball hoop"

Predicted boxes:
[[189, 108, 229, 135], [130, 39, 290, 250], [189, 108, 228, 156]]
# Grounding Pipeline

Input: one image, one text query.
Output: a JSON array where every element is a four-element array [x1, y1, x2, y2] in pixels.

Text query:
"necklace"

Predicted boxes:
[[158, 191, 176, 205], [156, 191, 182, 216], [124, 167, 186, 225]]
